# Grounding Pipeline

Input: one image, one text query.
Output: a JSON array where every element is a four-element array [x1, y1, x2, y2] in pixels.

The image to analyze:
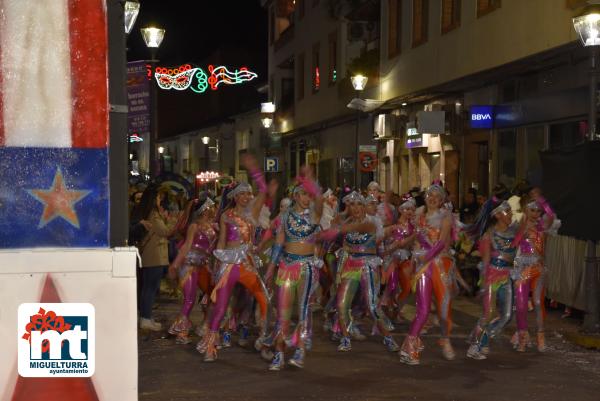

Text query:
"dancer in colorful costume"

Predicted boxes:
[[399, 184, 456, 365], [167, 198, 217, 344], [265, 170, 323, 370], [381, 197, 416, 323], [512, 191, 555, 352], [321, 191, 399, 353], [198, 155, 275, 362], [466, 199, 517, 359]]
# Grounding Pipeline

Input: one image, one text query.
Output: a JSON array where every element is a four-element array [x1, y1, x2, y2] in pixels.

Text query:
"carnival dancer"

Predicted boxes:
[[321, 191, 399, 353], [466, 199, 518, 359], [264, 170, 324, 370], [512, 192, 555, 352], [381, 196, 417, 323], [198, 155, 276, 362], [399, 184, 456, 365], [167, 198, 217, 344]]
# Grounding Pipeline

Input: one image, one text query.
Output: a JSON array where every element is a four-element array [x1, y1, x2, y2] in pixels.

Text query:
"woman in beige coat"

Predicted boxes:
[[132, 185, 177, 331]]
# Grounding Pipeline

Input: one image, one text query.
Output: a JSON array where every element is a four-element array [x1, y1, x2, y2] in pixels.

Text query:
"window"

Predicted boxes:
[[525, 126, 545, 186], [550, 121, 586, 150], [269, 74, 275, 105], [412, 0, 428, 48], [441, 0, 460, 33], [328, 32, 337, 85], [281, 78, 295, 110], [477, 0, 501, 18], [312, 43, 320, 93], [297, 53, 305, 100], [388, 0, 402, 58]]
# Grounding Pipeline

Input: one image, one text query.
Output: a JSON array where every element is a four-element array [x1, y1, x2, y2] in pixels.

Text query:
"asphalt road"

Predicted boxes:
[[139, 296, 600, 401]]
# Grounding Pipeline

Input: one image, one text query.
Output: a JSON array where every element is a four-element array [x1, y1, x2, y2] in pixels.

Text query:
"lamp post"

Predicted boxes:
[[573, 0, 600, 332], [141, 26, 165, 178], [124, 0, 140, 36], [351, 74, 368, 189]]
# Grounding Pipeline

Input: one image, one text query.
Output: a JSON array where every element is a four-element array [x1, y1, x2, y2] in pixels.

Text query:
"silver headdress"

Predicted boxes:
[[526, 200, 541, 210], [227, 182, 252, 199], [198, 198, 215, 214], [491, 201, 511, 216], [399, 197, 416, 210], [365, 194, 379, 204], [426, 184, 446, 199], [342, 191, 366, 205], [323, 188, 333, 198]]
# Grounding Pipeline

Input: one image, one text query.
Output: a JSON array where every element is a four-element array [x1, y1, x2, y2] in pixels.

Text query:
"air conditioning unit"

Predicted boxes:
[[373, 114, 398, 140]]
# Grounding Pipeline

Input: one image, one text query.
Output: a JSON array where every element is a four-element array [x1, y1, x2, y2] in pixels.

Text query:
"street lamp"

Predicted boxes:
[[141, 25, 165, 178], [261, 117, 273, 129], [351, 74, 368, 189], [573, 0, 600, 332], [201, 136, 210, 170], [124, 0, 140, 35]]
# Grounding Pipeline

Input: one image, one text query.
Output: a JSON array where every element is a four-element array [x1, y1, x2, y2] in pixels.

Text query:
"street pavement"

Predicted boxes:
[[139, 292, 600, 401]]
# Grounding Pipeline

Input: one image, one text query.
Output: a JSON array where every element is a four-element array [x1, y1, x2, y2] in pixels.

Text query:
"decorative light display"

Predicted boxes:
[[196, 171, 221, 183], [314, 67, 321, 91], [129, 134, 143, 143], [154, 64, 258, 94]]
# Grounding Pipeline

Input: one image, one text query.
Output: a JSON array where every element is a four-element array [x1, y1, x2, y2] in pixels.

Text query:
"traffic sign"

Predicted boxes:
[[265, 156, 280, 172]]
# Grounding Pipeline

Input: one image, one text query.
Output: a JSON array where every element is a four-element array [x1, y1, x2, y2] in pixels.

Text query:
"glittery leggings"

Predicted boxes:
[[470, 275, 513, 346], [275, 261, 319, 348], [337, 263, 388, 337], [408, 258, 453, 338], [515, 265, 545, 332], [381, 260, 412, 309], [209, 264, 268, 332]]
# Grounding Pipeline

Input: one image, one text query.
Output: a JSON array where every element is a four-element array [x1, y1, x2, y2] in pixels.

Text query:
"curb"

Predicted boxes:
[[563, 330, 600, 350]]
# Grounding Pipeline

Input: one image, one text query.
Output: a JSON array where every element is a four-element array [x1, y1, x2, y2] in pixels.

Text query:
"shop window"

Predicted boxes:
[[388, 0, 402, 58], [328, 31, 338, 85], [297, 53, 305, 100], [441, 0, 460, 34], [550, 121, 586, 150], [412, 0, 428, 48], [498, 130, 517, 189], [312, 43, 320, 93], [477, 0, 501, 18]]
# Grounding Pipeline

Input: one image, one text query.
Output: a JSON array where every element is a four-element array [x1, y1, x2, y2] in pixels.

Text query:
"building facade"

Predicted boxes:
[[264, 0, 383, 189]]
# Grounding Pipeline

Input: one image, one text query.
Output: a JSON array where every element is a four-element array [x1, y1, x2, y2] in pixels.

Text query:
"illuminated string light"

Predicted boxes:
[[129, 134, 144, 143], [154, 64, 258, 94]]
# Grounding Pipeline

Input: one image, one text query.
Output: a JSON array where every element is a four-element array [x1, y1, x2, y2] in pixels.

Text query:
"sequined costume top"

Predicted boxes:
[[223, 208, 254, 244], [489, 225, 517, 269], [385, 221, 414, 261], [518, 223, 544, 258], [282, 209, 319, 244], [344, 215, 381, 255], [184, 223, 217, 266], [415, 209, 446, 250]]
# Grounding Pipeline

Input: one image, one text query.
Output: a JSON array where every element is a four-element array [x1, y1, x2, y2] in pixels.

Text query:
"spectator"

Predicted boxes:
[[460, 188, 479, 224], [131, 185, 177, 331]]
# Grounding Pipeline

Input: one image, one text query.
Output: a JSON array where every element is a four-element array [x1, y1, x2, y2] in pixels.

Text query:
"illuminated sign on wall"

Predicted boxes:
[[154, 64, 258, 94], [470, 105, 495, 129], [406, 126, 424, 148]]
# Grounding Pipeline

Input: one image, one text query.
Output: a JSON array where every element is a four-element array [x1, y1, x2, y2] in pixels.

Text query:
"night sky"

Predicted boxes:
[[127, 0, 267, 75], [126, 0, 269, 139]]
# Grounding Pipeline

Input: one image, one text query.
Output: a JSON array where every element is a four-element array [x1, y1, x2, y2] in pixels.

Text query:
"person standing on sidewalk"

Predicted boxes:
[[134, 185, 178, 331], [466, 199, 518, 360]]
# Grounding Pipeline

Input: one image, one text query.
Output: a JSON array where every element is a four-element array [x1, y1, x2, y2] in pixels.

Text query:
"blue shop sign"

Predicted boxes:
[[470, 105, 494, 129]]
